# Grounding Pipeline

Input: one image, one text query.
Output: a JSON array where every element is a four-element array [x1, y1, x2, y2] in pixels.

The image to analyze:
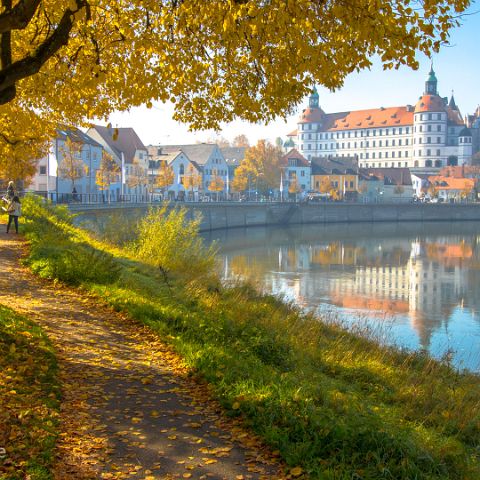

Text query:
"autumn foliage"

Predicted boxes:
[[0, 0, 470, 172]]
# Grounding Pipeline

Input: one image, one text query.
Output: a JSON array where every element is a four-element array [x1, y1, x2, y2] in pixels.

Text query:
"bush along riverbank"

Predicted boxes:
[[0, 304, 60, 480], [23, 195, 480, 480]]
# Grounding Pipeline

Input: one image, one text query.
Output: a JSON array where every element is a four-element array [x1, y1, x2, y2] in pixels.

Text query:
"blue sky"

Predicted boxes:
[[108, 5, 480, 146]]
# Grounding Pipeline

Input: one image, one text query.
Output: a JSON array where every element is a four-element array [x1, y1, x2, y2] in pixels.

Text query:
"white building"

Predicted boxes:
[[149, 144, 229, 199], [30, 127, 104, 198], [87, 125, 149, 197], [292, 67, 478, 169]]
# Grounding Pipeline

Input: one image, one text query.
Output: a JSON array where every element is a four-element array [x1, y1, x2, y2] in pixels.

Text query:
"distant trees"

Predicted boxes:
[[183, 164, 203, 198], [96, 151, 120, 197], [208, 171, 225, 200], [155, 161, 175, 194], [127, 159, 148, 193], [233, 135, 250, 148], [58, 138, 87, 192], [234, 140, 282, 195]]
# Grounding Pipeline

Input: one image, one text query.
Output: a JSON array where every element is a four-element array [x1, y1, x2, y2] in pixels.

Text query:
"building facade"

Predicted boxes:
[[293, 68, 479, 170], [30, 127, 104, 196]]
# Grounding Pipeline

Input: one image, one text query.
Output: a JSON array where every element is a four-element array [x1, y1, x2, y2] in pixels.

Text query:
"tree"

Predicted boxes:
[[427, 183, 439, 199], [0, 148, 38, 187], [318, 177, 332, 194], [58, 137, 87, 192], [233, 135, 250, 148], [234, 140, 282, 195], [288, 177, 302, 199], [275, 137, 284, 149], [208, 171, 224, 200], [0, 1, 468, 165], [127, 159, 147, 193], [95, 151, 120, 198], [183, 164, 202, 199], [155, 160, 174, 196]]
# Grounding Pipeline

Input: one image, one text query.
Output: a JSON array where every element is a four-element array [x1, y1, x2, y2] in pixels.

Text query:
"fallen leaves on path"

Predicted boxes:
[[0, 233, 288, 479]]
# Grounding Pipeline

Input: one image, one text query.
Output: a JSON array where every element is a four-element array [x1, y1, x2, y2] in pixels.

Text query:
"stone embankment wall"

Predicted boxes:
[[70, 202, 480, 233]]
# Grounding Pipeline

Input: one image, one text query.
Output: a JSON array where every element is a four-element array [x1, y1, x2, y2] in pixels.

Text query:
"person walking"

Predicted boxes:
[[6, 195, 21, 234]]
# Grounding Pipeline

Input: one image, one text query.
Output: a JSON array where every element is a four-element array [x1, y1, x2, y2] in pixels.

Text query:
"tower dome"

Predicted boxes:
[[414, 95, 446, 113]]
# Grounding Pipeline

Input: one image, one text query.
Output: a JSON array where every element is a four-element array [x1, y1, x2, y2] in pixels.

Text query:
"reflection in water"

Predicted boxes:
[[204, 222, 480, 372]]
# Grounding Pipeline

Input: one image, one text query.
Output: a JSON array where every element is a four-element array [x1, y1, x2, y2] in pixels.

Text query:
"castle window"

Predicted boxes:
[[427, 137, 431, 143], [437, 137, 441, 143], [399, 128, 403, 134], [392, 139, 395, 146], [398, 162, 401, 167], [379, 152, 382, 158], [419, 126, 423, 132], [405, 151, 408, 157], [428, 113, 432, 120], [379, 140, 382, 147], [414, 160, 419, 167], [427, 149, 431, 156], [392, 151, 395, 158], [425, 160, 432, 167], [393, 128, 396, 135], [385, 140, 389, 146], [398, 151, 402, 157], [372, 152, 376, 159], [373, 130, 376, 136], [437, 114, 441, 120], [385, 152, 389, 158], [386, 129, 389, 135], [406, 127, 409, 134], [373, 140, 376, 147], [437, 125, 441, 132], [436, 149, 440, 156], [428, 125, 432, 132], [399, 139, 402, 146]]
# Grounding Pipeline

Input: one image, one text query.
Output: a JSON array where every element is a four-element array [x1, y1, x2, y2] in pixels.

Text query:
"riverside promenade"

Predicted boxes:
[[69, 202, 480, 233]]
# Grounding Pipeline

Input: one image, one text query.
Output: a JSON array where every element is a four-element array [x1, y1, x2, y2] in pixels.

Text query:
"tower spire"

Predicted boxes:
[[425, 64, 438, 96]]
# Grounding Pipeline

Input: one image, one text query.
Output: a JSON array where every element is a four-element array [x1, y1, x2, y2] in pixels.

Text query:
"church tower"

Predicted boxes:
[[425, 66, 438, 95]]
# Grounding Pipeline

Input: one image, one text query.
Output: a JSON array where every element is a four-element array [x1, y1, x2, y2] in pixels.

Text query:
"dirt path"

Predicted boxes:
[[0, 229, 286, 480]]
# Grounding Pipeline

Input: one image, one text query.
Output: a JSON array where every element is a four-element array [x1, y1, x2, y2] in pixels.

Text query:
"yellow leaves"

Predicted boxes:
[[290, 465, 303, 477], [232, 401, 241, 410]]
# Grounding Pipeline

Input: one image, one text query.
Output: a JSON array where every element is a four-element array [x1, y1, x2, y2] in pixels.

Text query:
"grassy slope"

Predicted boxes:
[[0, 305, 59, 480], [22, 196, 480, 480]]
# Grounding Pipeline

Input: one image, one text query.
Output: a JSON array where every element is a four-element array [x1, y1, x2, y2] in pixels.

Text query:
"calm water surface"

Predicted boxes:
[[203, 222, 480, 372]]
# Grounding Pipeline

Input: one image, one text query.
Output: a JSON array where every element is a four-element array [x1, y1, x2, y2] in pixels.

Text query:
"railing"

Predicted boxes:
[[1, 191, 478, 206]]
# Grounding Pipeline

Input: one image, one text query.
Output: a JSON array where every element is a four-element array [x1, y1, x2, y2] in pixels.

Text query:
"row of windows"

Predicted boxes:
[[415, 137, 443, 144], [204, 169, 227, 176], [360, 151, 410, 159], [300, 126, 412, 138], [416, 113, 445, 121], [362, 160, 443, 168], [414, 124, 443, 133]]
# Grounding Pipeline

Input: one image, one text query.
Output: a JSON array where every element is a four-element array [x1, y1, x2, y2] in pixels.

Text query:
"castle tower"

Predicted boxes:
[[458, 127, 473, 165], [413, 66, 447, 169]]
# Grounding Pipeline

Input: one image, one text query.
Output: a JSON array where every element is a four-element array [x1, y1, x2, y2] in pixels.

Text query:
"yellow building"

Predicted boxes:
[[310, 157, 359, 200]]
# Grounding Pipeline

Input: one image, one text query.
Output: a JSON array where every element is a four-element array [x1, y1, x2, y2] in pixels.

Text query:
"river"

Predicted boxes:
[[203, 222, 480, 372]]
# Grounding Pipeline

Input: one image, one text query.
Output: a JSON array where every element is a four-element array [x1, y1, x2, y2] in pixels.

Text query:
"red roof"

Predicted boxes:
[[298, 106, 413, 130], [280, 148, 309, 167], [414, 95, 446, 113]]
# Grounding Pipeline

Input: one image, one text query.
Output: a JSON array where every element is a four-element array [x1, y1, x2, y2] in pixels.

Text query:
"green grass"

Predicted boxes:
[[22, 195, 480, 479], [0, 304, 60, 480]]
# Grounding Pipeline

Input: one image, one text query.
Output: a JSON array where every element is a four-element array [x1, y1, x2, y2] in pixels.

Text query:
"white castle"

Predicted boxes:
[[293, 67, 480, 169]]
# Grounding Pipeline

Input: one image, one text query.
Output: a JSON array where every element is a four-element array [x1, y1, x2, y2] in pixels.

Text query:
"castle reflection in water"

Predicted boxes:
[[207, 222, 480, 370]]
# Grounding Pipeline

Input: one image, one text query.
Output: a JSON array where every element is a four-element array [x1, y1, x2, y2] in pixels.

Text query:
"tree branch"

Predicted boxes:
[[0, 1, 89, 105], [0, 0, 41, 34]]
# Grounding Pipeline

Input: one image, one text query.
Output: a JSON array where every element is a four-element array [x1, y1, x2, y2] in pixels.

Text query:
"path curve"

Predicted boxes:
[[0, 229, 286, 480]]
